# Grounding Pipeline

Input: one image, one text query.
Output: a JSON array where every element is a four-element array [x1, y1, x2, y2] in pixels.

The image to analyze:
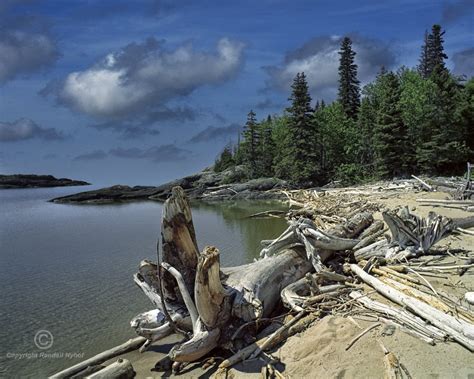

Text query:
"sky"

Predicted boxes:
[[0, 0, 473, 186]]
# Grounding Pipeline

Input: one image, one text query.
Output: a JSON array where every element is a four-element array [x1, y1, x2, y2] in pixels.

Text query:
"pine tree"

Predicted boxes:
[[419, 24, 448, 78], [241, 110, 260, 177], [284, 72, 319, 184], [373, 71, 407, 178], [338, 37, 360, 118]]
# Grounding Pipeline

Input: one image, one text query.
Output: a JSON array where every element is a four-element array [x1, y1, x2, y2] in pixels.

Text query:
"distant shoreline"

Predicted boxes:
[[0, 174, 90, 189], [50, 166, 287, 204]]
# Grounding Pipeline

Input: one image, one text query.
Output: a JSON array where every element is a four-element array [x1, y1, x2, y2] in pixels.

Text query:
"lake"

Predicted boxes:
[[0, 187, 287, 378]]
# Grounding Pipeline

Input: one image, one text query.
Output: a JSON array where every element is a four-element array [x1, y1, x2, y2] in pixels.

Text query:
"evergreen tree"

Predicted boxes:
[[418, 66, 468, 174], [258, 115, 275, 176], [241, 110, 260, 177], [284, 72, 320, 184], [373, 71, 407, 178], [214, 144, 235, 172], [338, 37, 360, 118], [418, 31, 430, 78], [419, 24, 448, 78]]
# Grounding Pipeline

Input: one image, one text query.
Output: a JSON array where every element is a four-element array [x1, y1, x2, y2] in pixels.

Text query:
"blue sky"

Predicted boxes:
[[1, 0, 473, 186]]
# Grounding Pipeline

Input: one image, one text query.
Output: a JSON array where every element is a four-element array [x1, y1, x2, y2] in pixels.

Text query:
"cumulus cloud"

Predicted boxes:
[[48, 37, 244, 119], [264, 34, 396, 100], [188, 124, 242, 143], [73, 150, 107, 161], [109, 144, 189, 162], [0, 6, 59, 84], [452, 48, 474, 78], [441, 0, 474, 24], [0, 118, 64, 142]]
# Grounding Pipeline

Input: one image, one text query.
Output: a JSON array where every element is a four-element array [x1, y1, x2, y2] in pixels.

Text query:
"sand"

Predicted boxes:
[[105, 189, 474, 378]]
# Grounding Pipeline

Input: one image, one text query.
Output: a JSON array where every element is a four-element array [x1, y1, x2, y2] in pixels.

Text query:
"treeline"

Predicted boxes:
[[214, 24, 474, 185]]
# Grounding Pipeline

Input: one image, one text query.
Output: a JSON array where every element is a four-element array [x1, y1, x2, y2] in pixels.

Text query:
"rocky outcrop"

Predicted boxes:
[[0, 174, 90, 189], [51, 166, 288, 204]]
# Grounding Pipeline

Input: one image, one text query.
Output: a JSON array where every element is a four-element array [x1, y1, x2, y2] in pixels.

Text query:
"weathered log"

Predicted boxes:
[[85, 358, 135, 379], [351, 264, 474, 351], [161, 186, 200, 303], [349, 292, 446, 341], [411, 175, 433, 191], [416, 198, 474, 205], [50, 337, 146, 379]]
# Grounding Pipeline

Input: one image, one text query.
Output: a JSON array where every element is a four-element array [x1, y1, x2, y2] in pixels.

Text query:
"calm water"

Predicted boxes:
[[0, 187, 287, 378]]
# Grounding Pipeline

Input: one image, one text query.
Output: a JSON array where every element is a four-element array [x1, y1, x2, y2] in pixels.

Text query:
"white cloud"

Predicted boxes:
[[55, 38, 245, 118], [265, 35, 397, 100]]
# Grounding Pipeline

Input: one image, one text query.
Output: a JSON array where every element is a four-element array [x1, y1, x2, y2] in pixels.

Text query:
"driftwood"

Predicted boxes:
[[50, 337, 146, 379], [85, 359, 135, 379], [411, 175, 433, 191], [351, 264, 474, 351], [130, 186, 373, 364], [349, 292, 447, 342]]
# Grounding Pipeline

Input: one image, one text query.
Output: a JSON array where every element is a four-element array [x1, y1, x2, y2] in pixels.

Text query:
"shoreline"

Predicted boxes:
[[50, 179, 474, 378]]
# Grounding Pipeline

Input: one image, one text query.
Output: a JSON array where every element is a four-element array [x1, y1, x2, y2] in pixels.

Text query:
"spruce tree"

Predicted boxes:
[[419, 24, 448, 78], [418, 31, 430, 79], [284, 72, 319, 184], [429, 24, 448, 73], [373, 71, 407, 178], [259, 115, 275, 176], [241, 110, 260, 177], [338, 37, 360, 119]]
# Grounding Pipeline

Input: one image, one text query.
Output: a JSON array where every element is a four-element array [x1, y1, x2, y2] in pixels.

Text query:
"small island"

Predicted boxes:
[[0, 174, 90, 189]]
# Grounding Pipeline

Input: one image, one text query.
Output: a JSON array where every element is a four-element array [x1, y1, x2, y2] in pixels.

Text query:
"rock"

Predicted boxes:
[[0, 174, 90, 189], [51, 166, 288, 204]]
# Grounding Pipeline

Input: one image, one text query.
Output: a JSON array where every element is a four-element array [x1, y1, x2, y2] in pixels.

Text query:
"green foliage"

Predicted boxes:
[[214, 144, 235, 172], [418, 24, 448, 79], [216, 24, 473, 187], [338, 37, 360, 119], [373, 71, 407, 178], [334, 163, 371, 186], [283, 72, 320, 184], [241, 110, 260, 177]]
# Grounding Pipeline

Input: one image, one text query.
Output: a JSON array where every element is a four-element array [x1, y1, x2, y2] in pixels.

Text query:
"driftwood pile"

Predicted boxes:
[[52, 183, 474, 379]]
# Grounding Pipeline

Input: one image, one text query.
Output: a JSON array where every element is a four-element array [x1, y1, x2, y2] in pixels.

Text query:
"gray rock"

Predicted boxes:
[[50, 166, 288, 204], [0, 174, 90, 189]]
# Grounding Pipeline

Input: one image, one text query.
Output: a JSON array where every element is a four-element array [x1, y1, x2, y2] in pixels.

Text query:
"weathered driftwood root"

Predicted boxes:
[[50, 337, 146, 379], [351, 264, 474, 351]]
